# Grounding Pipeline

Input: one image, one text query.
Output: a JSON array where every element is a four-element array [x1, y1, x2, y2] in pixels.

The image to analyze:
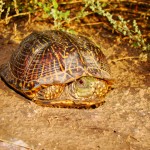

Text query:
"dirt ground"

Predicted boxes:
[[0, 22, 150, 150]]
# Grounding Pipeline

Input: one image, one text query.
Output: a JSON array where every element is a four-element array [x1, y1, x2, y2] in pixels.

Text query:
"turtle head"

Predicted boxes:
[[68, 76, 109, 100]]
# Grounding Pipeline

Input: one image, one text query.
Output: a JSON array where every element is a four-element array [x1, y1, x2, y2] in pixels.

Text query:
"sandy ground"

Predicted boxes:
[[0, 22, 150, 150]]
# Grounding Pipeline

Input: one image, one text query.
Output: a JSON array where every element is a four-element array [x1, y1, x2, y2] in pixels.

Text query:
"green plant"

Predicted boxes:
[[0, 0, 5, 19], [0, 0, 149, 52], [83, 0, 148, 51], [36, 0, 70, 28]]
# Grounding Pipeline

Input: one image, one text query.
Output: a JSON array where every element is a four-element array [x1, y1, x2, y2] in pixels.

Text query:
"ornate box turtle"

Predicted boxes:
[[0, 30, 112, 108]]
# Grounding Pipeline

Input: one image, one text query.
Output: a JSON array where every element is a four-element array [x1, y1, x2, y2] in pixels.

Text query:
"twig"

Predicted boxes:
[[13, 0, 19, 14], [80, 21, 111, 28], [110, 0, 150, 6], [0, 138, 31, 149], [87, 0, 150, 6], [109, 56, 139, 63], [59, 1, 83, 5], [106, 8, 150, 17], [0, 12, 30, 24], [60, 12, 93, 26]]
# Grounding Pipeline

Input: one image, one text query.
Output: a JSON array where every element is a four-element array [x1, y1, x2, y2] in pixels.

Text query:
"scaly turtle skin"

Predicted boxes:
[[0, 30, 112, 108]]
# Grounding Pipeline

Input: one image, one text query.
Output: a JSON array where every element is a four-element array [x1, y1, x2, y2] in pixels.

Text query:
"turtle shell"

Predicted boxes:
[[0, 30, 111, 100]]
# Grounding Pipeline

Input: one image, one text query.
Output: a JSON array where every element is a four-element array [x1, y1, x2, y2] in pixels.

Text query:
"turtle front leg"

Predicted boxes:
[[32, 84, 75, 108], [34, 84, 65, 100]]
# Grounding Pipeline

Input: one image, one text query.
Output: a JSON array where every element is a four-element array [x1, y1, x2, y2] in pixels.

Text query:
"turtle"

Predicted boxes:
[[0, 30, 112, 108]]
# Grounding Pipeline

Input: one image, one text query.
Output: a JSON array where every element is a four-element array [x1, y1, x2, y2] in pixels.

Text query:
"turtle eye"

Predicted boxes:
[[76, 79, 86, 88], [78, 79, 84, 85]]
